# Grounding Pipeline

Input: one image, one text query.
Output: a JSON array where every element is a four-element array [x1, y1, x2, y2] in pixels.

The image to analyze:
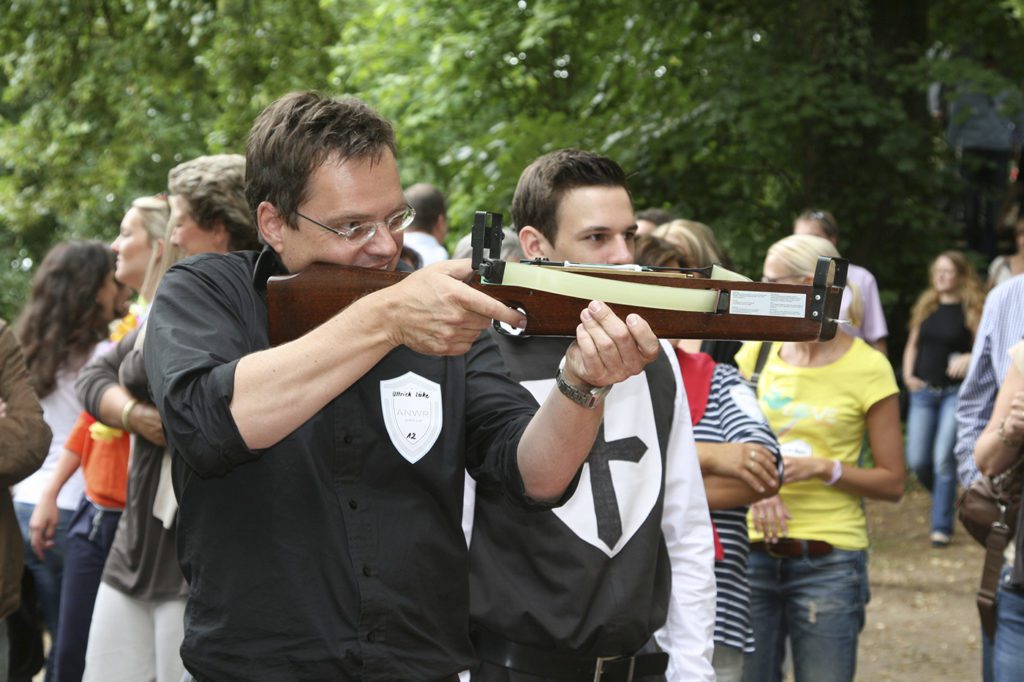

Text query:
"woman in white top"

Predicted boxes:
[[12, 241, 120, 682]]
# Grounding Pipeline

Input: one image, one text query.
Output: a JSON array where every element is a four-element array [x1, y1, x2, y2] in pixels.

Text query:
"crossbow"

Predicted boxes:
[[266, 211, 847, 346]]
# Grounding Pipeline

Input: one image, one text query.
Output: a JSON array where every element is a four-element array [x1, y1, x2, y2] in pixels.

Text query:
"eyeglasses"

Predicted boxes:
[[295, 205, 416, 245]]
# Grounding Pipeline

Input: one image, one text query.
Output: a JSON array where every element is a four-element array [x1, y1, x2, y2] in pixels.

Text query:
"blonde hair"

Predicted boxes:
[[908, 250, 985, 333], [132, 195, 171, 242], [767, 234, 862, 327], [653, 219, 729, 268], [137, 201, 184, 303], [128, 195, 172, 301]]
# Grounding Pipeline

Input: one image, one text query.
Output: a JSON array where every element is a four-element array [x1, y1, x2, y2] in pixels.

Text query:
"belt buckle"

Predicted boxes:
[[764, 541, 790, 560], [594, 655, 635, 682]]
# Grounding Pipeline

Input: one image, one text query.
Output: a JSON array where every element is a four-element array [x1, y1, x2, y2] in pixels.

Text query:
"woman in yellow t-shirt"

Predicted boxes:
[[736, 234, 905, 682]]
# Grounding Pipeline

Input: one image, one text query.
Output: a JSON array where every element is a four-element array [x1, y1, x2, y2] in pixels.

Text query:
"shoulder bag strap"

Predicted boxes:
[[749, 342, 773, 396]]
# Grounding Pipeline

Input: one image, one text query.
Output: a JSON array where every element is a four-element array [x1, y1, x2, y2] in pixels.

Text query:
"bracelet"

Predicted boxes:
[[825, 460, 843, 486], [999, 417, 1023, 448], [121, 398, 139, 433]]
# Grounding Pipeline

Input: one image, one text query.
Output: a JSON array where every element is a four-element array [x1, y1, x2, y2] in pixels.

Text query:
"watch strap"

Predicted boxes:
[[555, 368, 610, 409]]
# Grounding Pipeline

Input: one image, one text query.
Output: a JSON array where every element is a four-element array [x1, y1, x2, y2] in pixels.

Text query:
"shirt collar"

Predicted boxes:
[[253, 246, 288, 294]]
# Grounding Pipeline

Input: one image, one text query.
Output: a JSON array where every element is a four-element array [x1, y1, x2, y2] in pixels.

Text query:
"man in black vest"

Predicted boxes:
[[466, 149, 716, 681]]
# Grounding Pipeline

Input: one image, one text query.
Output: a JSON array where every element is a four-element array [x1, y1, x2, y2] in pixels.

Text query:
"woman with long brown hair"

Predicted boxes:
[[902, 250, 985, 547], [11, 240, 120, 682]]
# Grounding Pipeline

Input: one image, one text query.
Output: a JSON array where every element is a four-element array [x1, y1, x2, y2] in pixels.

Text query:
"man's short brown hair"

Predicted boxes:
[[168, 154, 258, 251], [511, 149, 629, 244], [404, 183, 447, 233], [245, 91, 397, 230]]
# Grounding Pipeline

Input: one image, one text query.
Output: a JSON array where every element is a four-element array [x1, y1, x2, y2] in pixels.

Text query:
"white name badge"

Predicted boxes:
[[780, 439, 813, 458], [380, 372, 443, 464]]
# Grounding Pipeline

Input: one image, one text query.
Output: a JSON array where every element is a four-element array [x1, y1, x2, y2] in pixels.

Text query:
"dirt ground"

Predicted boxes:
[[857, 485, 987, 681]]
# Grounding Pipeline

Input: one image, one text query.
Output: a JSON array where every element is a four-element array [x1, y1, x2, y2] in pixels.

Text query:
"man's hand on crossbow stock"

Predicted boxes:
[[383, 259, 526, 356], [561, 300, 661, 392]]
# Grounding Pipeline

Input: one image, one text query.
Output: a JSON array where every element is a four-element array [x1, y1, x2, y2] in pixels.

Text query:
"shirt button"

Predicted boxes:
[[348, 499, 358, 510], [343, 433, 353, 445], [363, 564, 377, 577], [367, 631, 379, 643]]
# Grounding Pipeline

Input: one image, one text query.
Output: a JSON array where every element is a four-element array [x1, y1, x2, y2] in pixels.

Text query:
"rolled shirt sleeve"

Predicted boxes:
[[76, 328, 136, 421], [144, 256, 261, 479]]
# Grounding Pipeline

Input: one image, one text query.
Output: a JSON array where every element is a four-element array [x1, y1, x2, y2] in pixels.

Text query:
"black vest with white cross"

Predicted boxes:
[[468, 333, 677, 659]]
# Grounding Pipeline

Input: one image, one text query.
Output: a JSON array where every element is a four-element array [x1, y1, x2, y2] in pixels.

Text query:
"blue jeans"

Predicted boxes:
[[995, 570, 1024, 682], [742, 548, 869, 682], [905, 386, 959, 535], [15, 501, 74, 682]]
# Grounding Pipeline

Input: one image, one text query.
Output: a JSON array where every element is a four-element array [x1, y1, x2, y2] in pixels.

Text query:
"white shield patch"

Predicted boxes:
[[380, 372, 443, 464]]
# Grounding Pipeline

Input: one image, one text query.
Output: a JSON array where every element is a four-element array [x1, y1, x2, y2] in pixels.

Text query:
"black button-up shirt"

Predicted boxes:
[[145, 249, 546, 681]]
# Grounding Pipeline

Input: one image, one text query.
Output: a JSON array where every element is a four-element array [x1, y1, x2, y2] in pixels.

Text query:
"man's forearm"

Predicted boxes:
[[516, 390, 602, 502], [232, 294, 396, 449]]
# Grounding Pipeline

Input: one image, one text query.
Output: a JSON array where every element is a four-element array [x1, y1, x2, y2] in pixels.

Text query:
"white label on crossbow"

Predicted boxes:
[[728, 291, 806, 318]]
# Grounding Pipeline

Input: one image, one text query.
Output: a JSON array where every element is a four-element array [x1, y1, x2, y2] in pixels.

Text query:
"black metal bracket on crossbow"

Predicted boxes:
[[810, 256, 848, 323], [471, 211, 506, 282]]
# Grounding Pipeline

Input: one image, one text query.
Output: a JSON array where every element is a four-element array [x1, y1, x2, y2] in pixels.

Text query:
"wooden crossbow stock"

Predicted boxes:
[[267, 211, 847, 347]]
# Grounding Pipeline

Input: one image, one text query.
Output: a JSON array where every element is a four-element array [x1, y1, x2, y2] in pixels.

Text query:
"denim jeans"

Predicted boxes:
[[905, 386, 959, 535], [14, 501, 74, 682], [995, 570, 1024, 682], [741, 548, 869, 682]]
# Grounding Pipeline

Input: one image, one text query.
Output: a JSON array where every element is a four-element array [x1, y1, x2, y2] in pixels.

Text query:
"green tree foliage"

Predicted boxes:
[[1, 0, 1023, 360], [335, 0, 1006, 352], [0, 0, 341, 319]]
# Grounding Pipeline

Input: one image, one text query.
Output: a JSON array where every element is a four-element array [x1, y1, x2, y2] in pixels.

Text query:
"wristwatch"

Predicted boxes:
[[555, 368, 612, 409]]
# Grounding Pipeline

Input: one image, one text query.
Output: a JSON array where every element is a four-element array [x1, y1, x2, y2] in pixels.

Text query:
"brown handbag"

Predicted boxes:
[[956, 461, 1022, 638], [957, 464, 1021, 547]]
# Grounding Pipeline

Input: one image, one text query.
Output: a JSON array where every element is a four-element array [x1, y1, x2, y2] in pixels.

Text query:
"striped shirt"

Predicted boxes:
[[955, 274, 1024, 486], [692, 363, 781, 652]]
